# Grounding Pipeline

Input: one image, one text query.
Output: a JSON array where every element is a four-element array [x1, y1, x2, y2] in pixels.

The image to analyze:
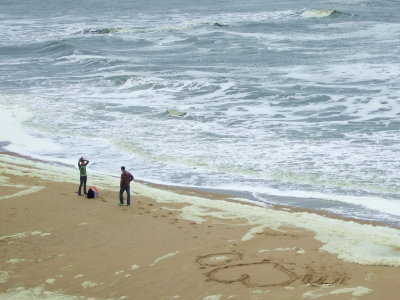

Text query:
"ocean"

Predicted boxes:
[[1, 0, 400, 226]]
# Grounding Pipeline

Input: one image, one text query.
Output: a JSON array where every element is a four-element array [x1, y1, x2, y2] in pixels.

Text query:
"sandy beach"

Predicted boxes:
[[0, 152, 400, 300]]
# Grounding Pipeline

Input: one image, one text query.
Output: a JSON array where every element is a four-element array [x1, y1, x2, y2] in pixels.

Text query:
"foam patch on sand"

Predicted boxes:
[[0, 175, 8, 184], [203, 295, 223, 300], [138, 184, 400, 266], [0, 286, 99, 300], [296, 248, 305, 254], [242, 225, 269, 241], [0, 232, 29, 240], [45, 278, 55, 284], [114, 270, 124, 275], [0, 271, 10, 284], [275, 247, 305, 254], [31, 231, 51, 236], [0, 185, 44, 201], [150, 251, 180, 266], [130, 264, 140, 270], [0, 231, 51, 241], [81, 281, 101, 288], [302, 286, 372, 299], [210, 256, 230, 262], [6, 258, 26, 263]]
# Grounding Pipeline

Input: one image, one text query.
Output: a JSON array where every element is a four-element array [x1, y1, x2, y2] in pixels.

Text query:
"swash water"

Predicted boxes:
[[1, 0, 400, 226]]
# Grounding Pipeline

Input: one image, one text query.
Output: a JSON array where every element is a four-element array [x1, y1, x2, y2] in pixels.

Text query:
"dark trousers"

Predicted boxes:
[[78, 176, 87, 195], [119, 185, 131, 205]]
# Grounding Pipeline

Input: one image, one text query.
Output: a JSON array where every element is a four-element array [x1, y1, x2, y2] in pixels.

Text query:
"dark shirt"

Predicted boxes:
[[120, 170, 134, 187]]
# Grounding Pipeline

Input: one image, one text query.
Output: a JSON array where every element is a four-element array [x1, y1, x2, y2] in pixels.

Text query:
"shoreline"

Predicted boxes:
[[1, 151, 400, 299], [143, 180, 400, 231], [2, 148, 398, 231]]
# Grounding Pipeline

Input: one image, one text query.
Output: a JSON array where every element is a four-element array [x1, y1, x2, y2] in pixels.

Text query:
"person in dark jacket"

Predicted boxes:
[[78, 157, 89, 195], [119, 166, 134, 206]]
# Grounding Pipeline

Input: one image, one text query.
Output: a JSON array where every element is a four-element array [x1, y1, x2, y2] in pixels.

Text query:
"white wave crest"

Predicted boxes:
[[302, 9, 339, 18]]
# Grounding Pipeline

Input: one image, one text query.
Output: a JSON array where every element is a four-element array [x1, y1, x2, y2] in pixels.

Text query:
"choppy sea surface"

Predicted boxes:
[[1, 0, 400, 226]]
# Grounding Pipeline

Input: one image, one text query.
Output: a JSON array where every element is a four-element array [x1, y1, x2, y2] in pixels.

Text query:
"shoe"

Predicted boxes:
[[127, 204, 131, 206], [118, 203, 124, 206]]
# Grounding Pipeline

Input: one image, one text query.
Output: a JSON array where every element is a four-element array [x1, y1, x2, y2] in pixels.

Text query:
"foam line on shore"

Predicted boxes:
[[136, 184, 400, 266]]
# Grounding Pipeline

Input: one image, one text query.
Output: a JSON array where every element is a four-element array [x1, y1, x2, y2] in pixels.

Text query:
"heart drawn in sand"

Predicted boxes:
[[206, 260, 297, 288], [196, 253, 297, 287], [197, 253, 347, 288]]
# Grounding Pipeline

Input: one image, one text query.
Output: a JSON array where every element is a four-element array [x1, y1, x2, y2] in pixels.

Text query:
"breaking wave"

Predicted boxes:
[[301, 9, 341, 18]]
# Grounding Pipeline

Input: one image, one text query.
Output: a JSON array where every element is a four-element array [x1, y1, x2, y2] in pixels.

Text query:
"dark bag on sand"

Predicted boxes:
[[87, 188, 95, 199]]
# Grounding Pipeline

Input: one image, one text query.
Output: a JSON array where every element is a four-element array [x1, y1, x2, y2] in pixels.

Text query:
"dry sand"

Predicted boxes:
[[0, 152, 400, 300]]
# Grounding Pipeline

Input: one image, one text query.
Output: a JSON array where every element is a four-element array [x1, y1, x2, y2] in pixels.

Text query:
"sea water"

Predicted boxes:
[[1, 0, 400, 226]]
